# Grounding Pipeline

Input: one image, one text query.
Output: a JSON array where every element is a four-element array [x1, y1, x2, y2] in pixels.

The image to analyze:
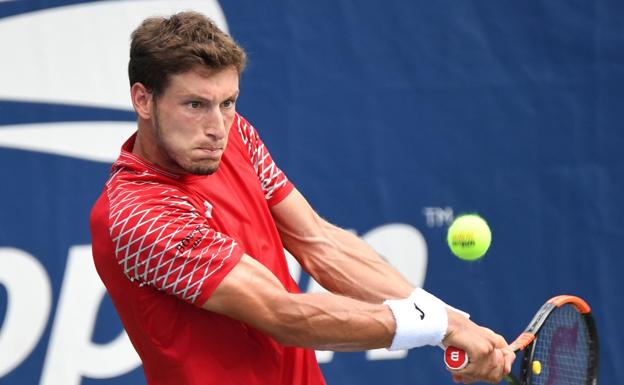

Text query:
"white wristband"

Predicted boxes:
[[384, 288, 448, 350], [410, 288, 470, 320], [405, 288, 471, 350]]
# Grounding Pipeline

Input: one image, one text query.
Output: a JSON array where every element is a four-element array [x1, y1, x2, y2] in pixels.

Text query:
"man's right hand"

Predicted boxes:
[[443, 310, 515, 384]]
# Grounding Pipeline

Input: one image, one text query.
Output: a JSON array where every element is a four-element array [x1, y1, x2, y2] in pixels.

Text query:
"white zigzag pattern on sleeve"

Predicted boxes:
[[106, 174, 236, 303], [236, 116, 288, 200]]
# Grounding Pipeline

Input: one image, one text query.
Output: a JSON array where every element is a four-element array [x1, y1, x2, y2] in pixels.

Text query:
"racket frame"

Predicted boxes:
[[516, 295, 599, 385], [443, 295, 599, 385]]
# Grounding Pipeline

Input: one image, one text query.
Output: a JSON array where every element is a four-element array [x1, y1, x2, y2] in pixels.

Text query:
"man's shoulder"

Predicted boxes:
[[233, 112, 260, 145], [107, 168, 195, 211]]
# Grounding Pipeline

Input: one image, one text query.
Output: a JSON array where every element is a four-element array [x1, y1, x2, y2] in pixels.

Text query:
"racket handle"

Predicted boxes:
[[445, 347, 522, 385], [444, 346, 469, 370]]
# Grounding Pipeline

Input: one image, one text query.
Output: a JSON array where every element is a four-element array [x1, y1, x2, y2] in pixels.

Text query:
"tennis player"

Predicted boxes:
[[90, 11, 514, 385]]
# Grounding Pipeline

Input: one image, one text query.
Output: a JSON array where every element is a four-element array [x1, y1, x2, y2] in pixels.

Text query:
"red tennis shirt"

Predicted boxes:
[[90, 113, 326, 385]]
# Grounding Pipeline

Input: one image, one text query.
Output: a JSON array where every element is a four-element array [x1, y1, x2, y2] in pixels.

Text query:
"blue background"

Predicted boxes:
[[1, 1, 622, 384]]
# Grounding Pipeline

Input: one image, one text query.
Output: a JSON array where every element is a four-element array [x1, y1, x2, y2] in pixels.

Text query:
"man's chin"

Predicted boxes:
[[186, 161, 220, 175]]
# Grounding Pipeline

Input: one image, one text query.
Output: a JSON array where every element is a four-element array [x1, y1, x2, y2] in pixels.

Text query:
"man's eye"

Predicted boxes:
[[222, 100, 235, 109], [187, 101, 201, 109]]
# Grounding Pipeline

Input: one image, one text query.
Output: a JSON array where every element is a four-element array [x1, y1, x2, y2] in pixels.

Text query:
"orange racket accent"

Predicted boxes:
[[510, 332, 535, 351], [548, 295, 591, 313]]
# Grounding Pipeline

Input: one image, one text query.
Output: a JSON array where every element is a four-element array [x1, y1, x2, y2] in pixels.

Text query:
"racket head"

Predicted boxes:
[[517, 295, 599, 385]]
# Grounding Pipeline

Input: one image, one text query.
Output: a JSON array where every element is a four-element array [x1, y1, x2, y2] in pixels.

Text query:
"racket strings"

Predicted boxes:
[[530, 304, 590, 385]]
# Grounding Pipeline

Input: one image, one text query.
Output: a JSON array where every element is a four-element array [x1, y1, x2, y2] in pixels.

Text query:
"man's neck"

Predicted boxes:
[[131, 123, 181, 175]]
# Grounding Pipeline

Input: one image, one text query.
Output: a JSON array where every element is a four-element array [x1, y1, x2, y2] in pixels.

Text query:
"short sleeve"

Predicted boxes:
[[106, 179, 243, 307], [235, 114, 294, 206]]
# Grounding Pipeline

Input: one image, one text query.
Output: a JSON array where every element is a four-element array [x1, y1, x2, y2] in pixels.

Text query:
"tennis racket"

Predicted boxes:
[[444, 295, 599, 385]]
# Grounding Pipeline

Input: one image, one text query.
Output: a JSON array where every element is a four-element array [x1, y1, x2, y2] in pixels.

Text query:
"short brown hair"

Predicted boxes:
[[128, 11, 247, 98]]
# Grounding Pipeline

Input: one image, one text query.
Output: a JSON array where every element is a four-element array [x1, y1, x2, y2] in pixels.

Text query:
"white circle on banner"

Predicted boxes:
[[0, 0, 229, 162]]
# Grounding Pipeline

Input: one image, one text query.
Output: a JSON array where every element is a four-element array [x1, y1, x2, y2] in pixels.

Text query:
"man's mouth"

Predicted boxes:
[[195, 146, 223, 158]]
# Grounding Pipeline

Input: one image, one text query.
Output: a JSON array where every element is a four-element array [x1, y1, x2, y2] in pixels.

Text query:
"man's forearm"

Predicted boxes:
[[271, 188, 413, 302], [205, 255, 450, 352], [267, 292, 396, 351], [281, 218, 414, 302], [205, 254, 398, 351]]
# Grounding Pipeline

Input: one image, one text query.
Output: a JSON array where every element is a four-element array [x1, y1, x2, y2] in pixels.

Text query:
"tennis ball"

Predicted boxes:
[[532, 360, 542, 375], [447, 214, 491, 261]]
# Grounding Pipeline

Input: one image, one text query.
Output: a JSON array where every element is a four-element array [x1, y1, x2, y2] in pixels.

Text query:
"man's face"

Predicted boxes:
[[151, 66, 239, 175]]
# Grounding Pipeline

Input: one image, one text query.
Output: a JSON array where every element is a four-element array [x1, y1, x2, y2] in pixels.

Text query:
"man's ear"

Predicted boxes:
[[131, 82, 153, 120]]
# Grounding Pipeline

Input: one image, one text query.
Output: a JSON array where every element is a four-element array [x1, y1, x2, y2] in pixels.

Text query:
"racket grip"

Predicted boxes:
[[444, 346, 469, 370]]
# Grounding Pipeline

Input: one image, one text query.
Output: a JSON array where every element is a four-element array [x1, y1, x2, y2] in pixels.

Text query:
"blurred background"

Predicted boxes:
[[0, 1, 622, 384]]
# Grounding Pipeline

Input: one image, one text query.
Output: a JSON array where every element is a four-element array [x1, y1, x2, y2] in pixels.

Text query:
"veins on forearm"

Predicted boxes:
[[281, 220, 412, 302]]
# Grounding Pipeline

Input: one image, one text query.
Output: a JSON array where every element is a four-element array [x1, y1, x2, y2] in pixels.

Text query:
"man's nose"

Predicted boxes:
[[203, 106, 226, 141]]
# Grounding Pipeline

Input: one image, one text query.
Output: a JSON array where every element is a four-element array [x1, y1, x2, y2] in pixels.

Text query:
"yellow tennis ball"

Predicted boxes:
[[447, 214, 492, 261], [532, 360, 542, 375]]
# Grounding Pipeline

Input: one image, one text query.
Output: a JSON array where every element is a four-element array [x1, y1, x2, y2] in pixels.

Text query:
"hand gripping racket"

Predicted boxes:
[[444, 295, 599, 385]]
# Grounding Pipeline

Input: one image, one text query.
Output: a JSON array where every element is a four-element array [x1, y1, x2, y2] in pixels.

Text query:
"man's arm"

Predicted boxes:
[[266, 188, 514, 382], [204, 254, 394, 351], [270, 188, 413, 302], [203, 253, 513, 383]]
